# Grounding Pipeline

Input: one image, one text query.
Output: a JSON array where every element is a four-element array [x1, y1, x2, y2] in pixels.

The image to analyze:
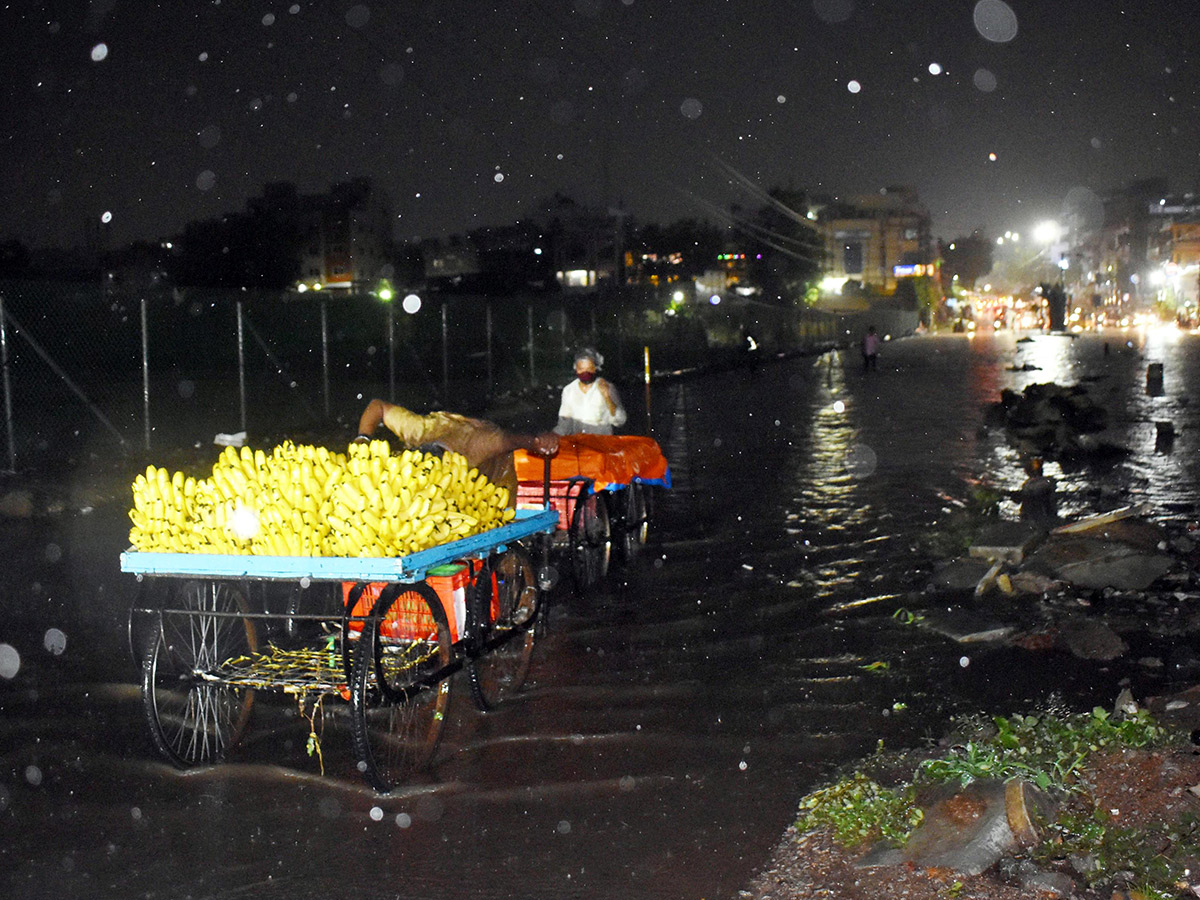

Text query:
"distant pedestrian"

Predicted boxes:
[[861, 325, 880, 372]]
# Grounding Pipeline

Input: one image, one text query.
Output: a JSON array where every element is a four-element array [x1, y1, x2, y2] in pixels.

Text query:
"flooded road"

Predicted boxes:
[[3, 330, 1200, 899]]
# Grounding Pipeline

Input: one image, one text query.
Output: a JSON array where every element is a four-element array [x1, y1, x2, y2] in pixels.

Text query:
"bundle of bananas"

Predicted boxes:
[[128, 440, 515, 557]]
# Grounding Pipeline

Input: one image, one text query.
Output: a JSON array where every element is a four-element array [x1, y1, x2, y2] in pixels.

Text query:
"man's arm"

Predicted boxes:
[[354, 398, 389, 441], [495, 429, 559, 458]]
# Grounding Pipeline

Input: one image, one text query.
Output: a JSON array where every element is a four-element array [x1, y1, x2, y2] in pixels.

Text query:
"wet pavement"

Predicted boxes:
[[3, 329, 1200, 899]]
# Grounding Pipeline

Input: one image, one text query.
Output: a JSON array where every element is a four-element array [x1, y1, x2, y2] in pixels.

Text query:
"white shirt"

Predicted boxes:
[[555, 378, 627, 434]]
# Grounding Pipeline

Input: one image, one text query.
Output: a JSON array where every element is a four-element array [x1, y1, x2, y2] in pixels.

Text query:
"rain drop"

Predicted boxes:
[[832, 400, 845, 413], [199, 52, 209, 62], [812, 0, 855, 25], [177, 379, 196, 399], [262, 13, 276, 26], [369, 806, 384, 822], [0, 644, 20, 679], [44, 628, 67, 656], [556, 820, 571, 834], [619, 775, 635, 791], [845, 444, 877, 477], [493, 172, 505, 183], [379, 62, 404, 86], [928, 62, 942, 75], [846, 80, 861, 94], [776, 94, 786, 103], [196, 170, 216, 191], [345, 5, 370, 28], [26, 765, 43, 786], [738, 760, 748, 771], [198, 125, 221, 149], [973, 68, 997, 93], [395, 812, 412, 828], [973, 0, 1018, 43], [680, 97, 703, 119], [44, 543, 62, 563], [289, 4, 300, 13], [90, 43, 108, 62], [959, 655, 970, 667]]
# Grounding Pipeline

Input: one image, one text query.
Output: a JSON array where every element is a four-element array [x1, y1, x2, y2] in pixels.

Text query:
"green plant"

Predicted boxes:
[[917, 707, 1170, 792], [1035, 807, 1200, 897], [796, 772, 923, 848]]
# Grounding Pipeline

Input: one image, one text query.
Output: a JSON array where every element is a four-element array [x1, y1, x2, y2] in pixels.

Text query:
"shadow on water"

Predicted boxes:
[[3, 331, 1200, 898]]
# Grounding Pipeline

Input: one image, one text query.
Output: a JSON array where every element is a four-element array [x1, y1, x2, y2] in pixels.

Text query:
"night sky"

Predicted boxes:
[[1, 0, 1196, 250]]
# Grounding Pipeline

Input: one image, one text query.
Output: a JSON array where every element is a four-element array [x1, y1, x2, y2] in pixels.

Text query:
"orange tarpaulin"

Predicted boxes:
[[513, 434, 671, 490]]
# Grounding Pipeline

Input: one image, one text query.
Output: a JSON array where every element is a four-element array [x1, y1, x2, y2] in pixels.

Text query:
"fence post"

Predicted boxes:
[[387, 301, 395, 403], [236, 300, 247, 435], [141, 296, 151, 452], [527, 302, 536, 384], [0, 293, 15, 473], [441, 300, 449, 401], [320, 298, 331, 417], [486, 302, 493, 390]]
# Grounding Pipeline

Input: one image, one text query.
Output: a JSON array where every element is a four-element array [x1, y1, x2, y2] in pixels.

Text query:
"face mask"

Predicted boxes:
[[577, 371, 597, 385]]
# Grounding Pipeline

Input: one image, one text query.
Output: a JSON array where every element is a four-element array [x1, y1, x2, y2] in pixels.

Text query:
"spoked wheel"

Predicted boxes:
[[570, 489, 611, 590], [618, 483, 650, 561], [140, 579, 258, 768], [468, 547, 539, 711], [350, 581, 452, 793]]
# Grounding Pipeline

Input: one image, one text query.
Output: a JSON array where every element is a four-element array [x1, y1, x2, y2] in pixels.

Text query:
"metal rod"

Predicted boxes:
[[0, 293, 15, 472], [320, 298, 330, 417], [141, 296, 151, 451], [486, 302, 493, 390], [387, 301, 395, 403], [236, 300, 247, 435], [528, 303, 535, 384], [441, 300, 449, 401]]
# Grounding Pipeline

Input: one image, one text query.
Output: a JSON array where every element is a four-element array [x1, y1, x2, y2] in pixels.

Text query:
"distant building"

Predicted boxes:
[[275, 178, 393, 292], [814, 187, 935, 295]]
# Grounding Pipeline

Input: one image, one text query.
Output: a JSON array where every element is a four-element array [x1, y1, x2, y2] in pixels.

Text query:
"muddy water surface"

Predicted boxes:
[[3, 330, 1200, 899]]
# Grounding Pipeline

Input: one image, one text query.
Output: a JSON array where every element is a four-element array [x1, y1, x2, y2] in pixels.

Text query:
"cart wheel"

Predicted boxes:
[[618, 483, 651, 561], [468, 547, 538, 711], [140, 580, 258, 769], [570, 490, 611, 589], [350, 582, 452, 793]]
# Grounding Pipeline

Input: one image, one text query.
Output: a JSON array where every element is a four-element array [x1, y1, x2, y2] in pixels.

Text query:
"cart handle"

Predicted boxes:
[[543, 455, 552, 509]]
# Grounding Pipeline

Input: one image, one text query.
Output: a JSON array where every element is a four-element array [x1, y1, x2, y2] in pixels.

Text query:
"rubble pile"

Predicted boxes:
[[984, 381, 1127, 461], [925, 504, 1200, 665]]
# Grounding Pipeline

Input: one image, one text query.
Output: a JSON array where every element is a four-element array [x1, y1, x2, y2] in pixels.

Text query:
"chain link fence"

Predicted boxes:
[[0, 278, 899, 474]]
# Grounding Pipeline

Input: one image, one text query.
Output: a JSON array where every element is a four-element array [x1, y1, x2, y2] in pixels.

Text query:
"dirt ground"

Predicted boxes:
[[742, 693, 1200, 900]]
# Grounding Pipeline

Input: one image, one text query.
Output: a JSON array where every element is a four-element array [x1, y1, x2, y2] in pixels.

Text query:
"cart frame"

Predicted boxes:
[[123, 507, 557, 793]]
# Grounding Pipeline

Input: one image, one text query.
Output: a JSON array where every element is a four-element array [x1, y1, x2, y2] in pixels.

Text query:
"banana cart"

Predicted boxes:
[[513, 435, 671, 590], [123, 507, 557, 793]]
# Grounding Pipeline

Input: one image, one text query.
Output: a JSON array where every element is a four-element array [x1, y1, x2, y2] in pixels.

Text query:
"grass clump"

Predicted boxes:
[[917, 706, 1169, 791], [796, 772, 923, 848], [794, 706, 1177, 863]]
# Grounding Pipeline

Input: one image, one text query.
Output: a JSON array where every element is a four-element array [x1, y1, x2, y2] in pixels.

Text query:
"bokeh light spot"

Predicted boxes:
[[973, 0, 1018, 43], [0, 644, 19, 679]]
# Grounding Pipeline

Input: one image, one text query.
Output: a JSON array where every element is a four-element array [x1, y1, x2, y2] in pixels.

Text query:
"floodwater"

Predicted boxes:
[[3, 329, 1200, 899]]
